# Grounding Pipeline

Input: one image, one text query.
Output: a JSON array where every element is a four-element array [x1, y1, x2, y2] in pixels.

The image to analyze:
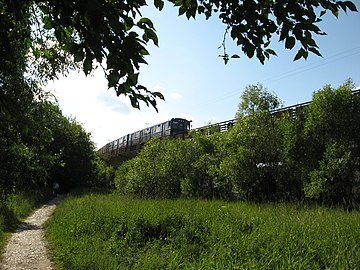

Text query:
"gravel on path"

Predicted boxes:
[[0, 196, 63, 270]]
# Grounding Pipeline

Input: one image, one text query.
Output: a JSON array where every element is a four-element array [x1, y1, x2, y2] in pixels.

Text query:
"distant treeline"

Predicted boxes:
[[115, 80, 360, 207]]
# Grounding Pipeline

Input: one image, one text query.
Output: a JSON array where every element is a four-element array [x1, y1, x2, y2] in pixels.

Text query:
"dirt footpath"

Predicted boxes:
[[0, 196, 63, 270]]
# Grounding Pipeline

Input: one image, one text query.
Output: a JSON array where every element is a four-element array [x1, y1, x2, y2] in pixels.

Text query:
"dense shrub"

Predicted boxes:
[[115, 138, 191, 198], [304, 141, 360, 204], [89, 155, 115, 189], [115, 134, 223, 199], [299, 80, 360, 205]]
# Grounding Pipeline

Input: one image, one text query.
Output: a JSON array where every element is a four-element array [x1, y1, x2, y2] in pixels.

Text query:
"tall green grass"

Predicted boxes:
[[46, 194, 360, 269]]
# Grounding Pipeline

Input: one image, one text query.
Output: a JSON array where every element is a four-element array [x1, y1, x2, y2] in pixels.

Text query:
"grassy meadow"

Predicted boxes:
[[45, 194, 360, 269]]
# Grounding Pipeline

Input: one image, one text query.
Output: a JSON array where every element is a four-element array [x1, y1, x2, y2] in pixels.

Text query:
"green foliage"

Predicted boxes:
[[218, 84, 288, 200], [115, 138, 190, 198], [180, 133, 226, 199], [236, 84, 282, 116], [305, 141, 359, 204], [1, 0, 357, 110], [115, 133, 226, 199], [115, 80, 360, 206], [1, 95, 114, 195], [300, 80, 360, 204], [47, 114, 97, 192], [46, 194, 360, 269], [89, 155, 115, 189], [174, 0, 358, 64]]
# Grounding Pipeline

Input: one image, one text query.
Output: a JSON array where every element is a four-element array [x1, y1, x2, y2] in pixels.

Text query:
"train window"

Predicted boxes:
[[172, 121, 178, 129]]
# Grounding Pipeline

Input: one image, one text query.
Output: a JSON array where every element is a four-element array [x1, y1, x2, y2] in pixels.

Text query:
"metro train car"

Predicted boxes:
[[99, 118, 191, 157]]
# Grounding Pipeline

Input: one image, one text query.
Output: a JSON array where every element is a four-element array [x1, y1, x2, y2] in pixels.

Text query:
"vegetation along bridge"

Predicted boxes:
[[100, 88, 360, 161]]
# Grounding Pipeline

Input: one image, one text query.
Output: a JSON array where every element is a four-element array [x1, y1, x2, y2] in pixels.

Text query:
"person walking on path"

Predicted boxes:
[[52, 181, 59, 197]]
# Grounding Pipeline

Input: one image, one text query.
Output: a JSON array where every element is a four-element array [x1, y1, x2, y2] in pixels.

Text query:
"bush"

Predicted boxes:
[[115, 138, 190, 198], [304, 141, 360, 205]]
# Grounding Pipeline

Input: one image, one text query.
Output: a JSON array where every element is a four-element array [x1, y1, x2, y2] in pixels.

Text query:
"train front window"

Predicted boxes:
[[172, 121, 179, 130]]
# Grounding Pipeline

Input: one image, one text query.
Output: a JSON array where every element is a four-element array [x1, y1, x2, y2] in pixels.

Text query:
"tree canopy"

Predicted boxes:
[[0, 0, 357, 110]]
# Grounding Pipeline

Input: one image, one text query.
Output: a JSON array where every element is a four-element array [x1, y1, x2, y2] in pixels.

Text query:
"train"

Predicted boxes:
[[99, 118, 192, 157]]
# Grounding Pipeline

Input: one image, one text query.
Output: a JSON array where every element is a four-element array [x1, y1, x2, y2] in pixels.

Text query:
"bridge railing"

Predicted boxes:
[[194, 88, 360, 134]]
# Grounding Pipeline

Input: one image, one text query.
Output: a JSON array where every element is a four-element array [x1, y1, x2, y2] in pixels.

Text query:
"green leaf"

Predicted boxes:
[[231, 54, 240, 59], [24, 38, 32, 49], [33, 48, 41, 59], [345, 1, 358, 12], [245, 45, 255, 58], [108, 70, 120, 88], [74, 49, 85, 62], [223, 54, 229, 64], [309, 47, 323, 57], [83, 57, 93, 75], [143, 33, 149, 43], [153, 91, 165, 100], [186, 9, 196, 19], [174, 0, 183, 6], [43, 16, 52, 30], [130, 95, 140, 109], [137, 18, 154, 29], [154, 0, 164, 11], [265, 49, 277, 56], [124, 17, 134, 31], [285, 36, 296, 49], [154, 0, 165, 10], [179, 5, 187, 16], [127, 73, 139, 86], [43, 50, 51, 60], [256, 48, 265, 64], [293, 48, 306, 61], [144, 29, 158, 46], [331, 9, 339, 17]]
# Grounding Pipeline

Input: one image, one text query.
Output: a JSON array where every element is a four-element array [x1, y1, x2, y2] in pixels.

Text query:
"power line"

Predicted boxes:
[[186, 46, 360, 113], [261, 46, 360, 85]]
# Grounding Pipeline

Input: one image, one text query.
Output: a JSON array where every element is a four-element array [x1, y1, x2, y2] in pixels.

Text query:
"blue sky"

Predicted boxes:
[[45, 4, 360, 148]]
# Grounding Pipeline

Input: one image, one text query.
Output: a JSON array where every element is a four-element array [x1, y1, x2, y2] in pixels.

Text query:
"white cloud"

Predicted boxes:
[[169, 92, 183, 100], [97, 91, 131, 114], [153, 84, 183, 100]]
